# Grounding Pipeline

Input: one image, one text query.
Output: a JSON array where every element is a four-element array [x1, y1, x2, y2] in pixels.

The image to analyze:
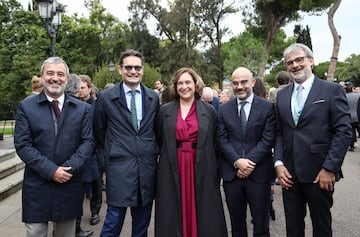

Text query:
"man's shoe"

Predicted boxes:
[[90, 214, 100, 225], [76, 229, 94, 237]]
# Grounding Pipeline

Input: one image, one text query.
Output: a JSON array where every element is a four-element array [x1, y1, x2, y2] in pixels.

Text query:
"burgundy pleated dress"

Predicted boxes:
[[176, 101, 198, 237]]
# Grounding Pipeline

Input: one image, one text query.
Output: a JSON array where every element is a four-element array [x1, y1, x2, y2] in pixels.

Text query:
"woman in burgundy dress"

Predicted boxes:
[[155, 68, 228, 237]]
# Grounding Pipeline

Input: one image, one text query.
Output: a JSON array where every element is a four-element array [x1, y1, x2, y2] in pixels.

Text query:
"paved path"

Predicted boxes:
[[1, 135, 359, 236]]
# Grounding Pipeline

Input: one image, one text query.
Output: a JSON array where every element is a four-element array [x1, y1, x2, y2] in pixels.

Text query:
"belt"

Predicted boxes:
[[176, 141, 197, 149]]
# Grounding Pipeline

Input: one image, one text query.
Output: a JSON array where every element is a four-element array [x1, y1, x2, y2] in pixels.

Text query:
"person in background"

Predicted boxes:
[[269, 71, 291, 103], [219, 86, 234, 104], [155, 67, 227, 237], [217, 67, 275, 237], [65, 74, 94, 237], [93, 49, 159, 237], [253, 77, 267, 99], [29, 75, 43, 96], [104, 83, 115, 90], [345, 81, 359, 151], [201, 86, 220, 111], [274, 43, 352, 237], [160, 86, 174, 105], [252, 76, 276, 221], [92, 86, 99, 100], [154, 79, 165, 104], [14, 57, 94, 237]]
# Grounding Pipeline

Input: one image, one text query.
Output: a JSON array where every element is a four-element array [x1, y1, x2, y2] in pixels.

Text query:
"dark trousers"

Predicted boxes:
[[282, 179, 333, 237], [350, 122, 359, 148], [223, 178, 270, 237], [100, 203, 153, 237], [90, 176, 103, 214]]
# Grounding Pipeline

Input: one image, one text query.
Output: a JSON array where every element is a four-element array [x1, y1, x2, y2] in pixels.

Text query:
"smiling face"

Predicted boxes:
[[118, 56, 143, 89], [231, 67, 255, 100], [175, 72, 196, 102], [285, 49, 314, 84], [41, 62, 68, 99]]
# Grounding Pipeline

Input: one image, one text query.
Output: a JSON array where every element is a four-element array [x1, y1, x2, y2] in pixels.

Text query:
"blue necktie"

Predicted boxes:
[[239, 101, 247, 137], [130, 90, 138, 131], [296, 85, 304, 107]]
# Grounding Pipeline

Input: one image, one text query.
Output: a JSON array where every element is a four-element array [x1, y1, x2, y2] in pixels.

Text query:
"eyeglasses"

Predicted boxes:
[[231, 80, 249, 86], [285, 56, 307, 67], [122, 65, 143, 71]]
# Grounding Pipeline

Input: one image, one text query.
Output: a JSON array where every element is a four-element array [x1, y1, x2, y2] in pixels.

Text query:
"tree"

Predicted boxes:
[[294, 24, 312, 50], [222, 31, 266, 79], [243, 0, 336, 78], [326, 0, 341, 81], [128, 0, 236, 88]]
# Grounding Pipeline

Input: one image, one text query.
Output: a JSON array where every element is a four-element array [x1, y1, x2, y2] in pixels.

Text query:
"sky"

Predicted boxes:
[[19, 0, 360, 64]]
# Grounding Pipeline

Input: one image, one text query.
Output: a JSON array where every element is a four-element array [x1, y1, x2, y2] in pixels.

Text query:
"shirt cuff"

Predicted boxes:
[[274, 160, 284, 167]]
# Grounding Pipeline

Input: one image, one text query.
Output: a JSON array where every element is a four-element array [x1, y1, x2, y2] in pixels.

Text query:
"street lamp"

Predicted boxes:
[[36, 0, 63, 56], [109, 61, 115, 83]]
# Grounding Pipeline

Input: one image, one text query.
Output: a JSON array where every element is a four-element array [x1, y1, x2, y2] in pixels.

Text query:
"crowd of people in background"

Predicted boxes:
[[13, 43, 358, 237]]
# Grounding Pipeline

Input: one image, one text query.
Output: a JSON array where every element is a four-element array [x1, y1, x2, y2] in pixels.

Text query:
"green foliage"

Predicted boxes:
[[341, 54, 360, 86], [222, 31, 266, 78]]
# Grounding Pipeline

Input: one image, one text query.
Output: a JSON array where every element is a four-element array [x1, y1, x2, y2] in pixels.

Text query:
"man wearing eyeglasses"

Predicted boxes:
[[93, 49, 160, 237], [217, 67, 275, 237], [274, 43, 352, 237]]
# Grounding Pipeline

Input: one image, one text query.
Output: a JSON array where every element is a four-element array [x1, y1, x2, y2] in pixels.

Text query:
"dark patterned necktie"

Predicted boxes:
[[52, 100, 61, 118], [239, 101, 247, 136], [130, 90, 138, 131]]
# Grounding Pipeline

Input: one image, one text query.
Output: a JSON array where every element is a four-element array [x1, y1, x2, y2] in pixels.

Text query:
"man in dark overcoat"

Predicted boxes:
[[14, 57, 94, 237], [93, 49, 159, 237]]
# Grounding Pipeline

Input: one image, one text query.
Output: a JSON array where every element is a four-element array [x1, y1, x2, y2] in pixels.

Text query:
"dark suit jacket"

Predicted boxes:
[[93, 82, 159, 207], [274, 77, 352, 182], [14, 91, 94, 222], [217, 95, 275, 182], [155, 99, 227, 237]]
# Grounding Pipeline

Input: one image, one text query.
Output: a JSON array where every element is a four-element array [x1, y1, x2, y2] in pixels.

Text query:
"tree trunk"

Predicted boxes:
[[326, 0, 342, 81]]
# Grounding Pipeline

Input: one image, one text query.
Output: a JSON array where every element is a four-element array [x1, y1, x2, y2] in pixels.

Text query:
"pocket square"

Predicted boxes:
[[313, 99, 325, 104]]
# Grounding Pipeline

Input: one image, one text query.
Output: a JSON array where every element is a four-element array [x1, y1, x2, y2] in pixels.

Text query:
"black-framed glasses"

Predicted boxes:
[[122, 65, 143, 71], [231, 80, 250, 86], [285, 56, 308, 67]]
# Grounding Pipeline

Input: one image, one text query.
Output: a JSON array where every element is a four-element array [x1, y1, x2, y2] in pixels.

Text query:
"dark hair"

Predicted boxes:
[[160, 86, 175, 105], [276, 71, 291, 85], [172, 68, 204, 99], [253, 78, 267, 99], [119, 49, 144, 66]]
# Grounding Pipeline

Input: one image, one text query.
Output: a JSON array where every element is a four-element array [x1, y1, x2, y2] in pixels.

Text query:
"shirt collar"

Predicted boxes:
[[237, 93, 254, 105], [46, 93, 65, 106], [123, 83, 141, 94], [294, 74, 315, 92]]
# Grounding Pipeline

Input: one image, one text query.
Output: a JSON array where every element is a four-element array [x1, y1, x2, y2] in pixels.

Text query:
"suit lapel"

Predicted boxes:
[[297, 77, 323, 125]]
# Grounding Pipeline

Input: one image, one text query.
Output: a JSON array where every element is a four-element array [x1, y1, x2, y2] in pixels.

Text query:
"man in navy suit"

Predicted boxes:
[[217, 67, 275, 237], [274, 43, 352, 237], [93, 49, 159, 237]]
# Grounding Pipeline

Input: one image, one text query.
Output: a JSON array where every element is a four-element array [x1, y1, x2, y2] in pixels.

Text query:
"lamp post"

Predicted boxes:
[[36, 0, 63, 56], [109, 61, 115, 83]]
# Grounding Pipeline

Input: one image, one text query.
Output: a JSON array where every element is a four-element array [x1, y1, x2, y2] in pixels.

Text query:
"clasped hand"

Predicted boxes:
[[235, 158, 256, 179], [52, 166, 73, 183]]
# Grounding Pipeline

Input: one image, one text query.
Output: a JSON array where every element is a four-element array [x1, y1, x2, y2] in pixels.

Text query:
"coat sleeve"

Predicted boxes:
[[14, 102, 58, 181]]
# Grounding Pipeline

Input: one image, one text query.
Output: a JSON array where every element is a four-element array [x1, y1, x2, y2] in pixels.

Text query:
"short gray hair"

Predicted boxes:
[[65, 74, 81, 96], [40, 57, 70, 78], [283, 43, 314, 60]]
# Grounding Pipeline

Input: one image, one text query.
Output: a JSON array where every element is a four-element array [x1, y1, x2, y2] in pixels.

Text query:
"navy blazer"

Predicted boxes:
[[274, 77, 352, 182], [14, 91, 94, 222], [93, 82, 160, 207], [217, 95, 275, 182]]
